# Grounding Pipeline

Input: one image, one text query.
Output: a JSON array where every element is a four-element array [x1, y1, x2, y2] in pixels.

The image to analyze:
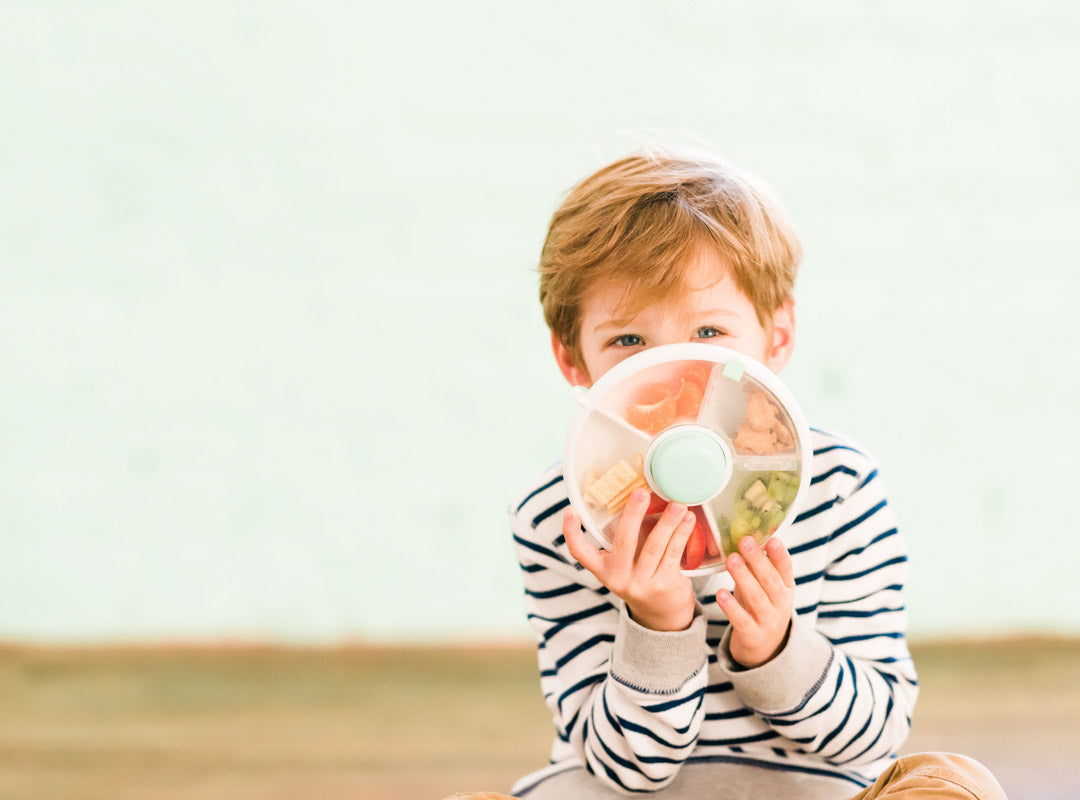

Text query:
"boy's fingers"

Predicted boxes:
[[726, 551, 770, 620], [563, 508, 603, 577], [738, 536, 787, 603], [634, 502, 687, 576], [659, 511, 698, 574], [609, 489, 650, 570], [716, 588, 753, 629], [765, 537, 796, 589]]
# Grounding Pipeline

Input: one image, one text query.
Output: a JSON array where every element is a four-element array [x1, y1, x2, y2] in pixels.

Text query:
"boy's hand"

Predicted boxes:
[[564, 489, 697, 632], [715, 536, 795, 668]]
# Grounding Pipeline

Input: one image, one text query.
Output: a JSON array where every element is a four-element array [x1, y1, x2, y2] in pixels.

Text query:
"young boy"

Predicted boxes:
[[505, 148, 1006, 799]]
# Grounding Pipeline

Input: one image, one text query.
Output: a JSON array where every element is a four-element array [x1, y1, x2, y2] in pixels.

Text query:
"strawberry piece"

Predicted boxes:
[[645, 492, 668, 515], [681, 517, 707, 570]]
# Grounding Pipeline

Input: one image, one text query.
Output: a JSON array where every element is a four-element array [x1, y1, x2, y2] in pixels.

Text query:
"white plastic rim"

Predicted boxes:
[[562, 342, 813, 576]]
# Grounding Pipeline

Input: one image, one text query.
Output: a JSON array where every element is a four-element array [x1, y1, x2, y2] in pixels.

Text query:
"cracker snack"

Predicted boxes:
[[584, 454, 649, 514]]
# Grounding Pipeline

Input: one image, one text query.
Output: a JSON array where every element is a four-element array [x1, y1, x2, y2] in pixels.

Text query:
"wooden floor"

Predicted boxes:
[[1, 638, 1078, 799]]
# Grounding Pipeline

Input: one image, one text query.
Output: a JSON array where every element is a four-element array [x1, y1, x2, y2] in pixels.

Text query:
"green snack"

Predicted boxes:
[[744, 479, 776, 512], [727, 471, 801, 549], [730, 515, 754, 546], [765, 471, 800, 506], [764, 504, 786, 531], [717, 516, 734, 556]]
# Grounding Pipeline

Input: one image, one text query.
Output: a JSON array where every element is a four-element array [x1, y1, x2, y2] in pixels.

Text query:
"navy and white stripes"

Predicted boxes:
[[509, 428, 918, 795]]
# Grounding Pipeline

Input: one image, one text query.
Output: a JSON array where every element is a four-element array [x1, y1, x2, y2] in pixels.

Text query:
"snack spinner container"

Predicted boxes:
[[563, 343, 812, 576]]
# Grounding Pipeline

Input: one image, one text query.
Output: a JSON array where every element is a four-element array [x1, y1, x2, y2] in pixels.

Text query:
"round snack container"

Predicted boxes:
[[563, 343, 812, 576]]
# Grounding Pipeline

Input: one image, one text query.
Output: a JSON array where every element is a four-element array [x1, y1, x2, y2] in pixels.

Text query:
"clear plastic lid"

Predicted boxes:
[[563, 343, 812, 576]]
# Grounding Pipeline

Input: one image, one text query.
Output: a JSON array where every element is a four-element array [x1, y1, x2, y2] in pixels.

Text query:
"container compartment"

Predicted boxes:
[[725, 382, 798, 457], [684, 503, 725, 575], [710, 469, 801, 557], [599, 360, 715, 437], [572, 409, 652, 543]]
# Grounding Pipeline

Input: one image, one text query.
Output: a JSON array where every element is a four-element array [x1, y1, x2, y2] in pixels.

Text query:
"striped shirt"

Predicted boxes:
[[509, 427, 918, 797]]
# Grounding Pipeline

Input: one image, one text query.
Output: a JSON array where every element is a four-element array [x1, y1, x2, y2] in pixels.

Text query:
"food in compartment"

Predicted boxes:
[[631, 492, 714, 571], [624, 363, 711, 435], [645, 491, 668, 515], [584, 453, 649, 514], [701, 513, 722, 559], [732, 389, 795, 455], [684, 505, 723, 570], [675, 363, 709, 417], [625, 383, 677, 435], [728, 471, 800, 548], [681, 515, 707, 570]]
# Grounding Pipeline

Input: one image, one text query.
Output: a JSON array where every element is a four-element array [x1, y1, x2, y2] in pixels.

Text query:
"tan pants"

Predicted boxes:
[[849, 753, 1007, 800], [441, 752, 1008, 800]]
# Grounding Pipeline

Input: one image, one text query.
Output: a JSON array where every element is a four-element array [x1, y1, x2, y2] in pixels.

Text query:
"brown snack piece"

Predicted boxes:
[[744, 391, 781, 429], [733, 425, 777, 455], [733, 390, 794, 455], [774, 421, 794, 448]]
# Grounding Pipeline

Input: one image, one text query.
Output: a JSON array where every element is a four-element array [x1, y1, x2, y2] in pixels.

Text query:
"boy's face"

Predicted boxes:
[[552, 246, 795, 388]]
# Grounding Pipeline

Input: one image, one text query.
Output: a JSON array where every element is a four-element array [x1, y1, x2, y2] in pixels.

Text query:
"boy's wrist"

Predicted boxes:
[[716, 614, 833, 713], [729, 619, 791, 670], [612, 603, 707, 693], [626, 601, 695, 632]]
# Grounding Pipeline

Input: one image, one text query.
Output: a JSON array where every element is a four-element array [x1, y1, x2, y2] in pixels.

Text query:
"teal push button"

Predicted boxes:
[[647, 427, 730, 505]]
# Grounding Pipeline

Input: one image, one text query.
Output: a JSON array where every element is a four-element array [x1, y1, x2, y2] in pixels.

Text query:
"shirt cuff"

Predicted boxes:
[[610, 603, 708, 694], [715, 613, 834, 714]]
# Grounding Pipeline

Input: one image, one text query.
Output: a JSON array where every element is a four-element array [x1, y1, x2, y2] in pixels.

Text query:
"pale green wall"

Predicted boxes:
[[2, 2, 1078, 643]]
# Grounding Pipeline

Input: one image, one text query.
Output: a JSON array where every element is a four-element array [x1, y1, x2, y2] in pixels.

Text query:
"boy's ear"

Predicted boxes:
[[764, 300, 796, 373], [550, 331, 592, 387]]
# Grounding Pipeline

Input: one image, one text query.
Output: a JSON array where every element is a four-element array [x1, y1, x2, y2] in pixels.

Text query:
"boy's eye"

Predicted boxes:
[[612, 334, 644, 347], [696, 326, 727, 339]]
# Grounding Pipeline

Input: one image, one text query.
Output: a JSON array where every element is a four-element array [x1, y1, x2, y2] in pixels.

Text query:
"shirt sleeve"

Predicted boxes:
[[511, 494, 710, 793], [713, 455, 919, 768]]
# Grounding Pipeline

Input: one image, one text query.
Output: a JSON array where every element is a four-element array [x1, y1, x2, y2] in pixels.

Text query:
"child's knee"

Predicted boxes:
[[894, 752, 1007, 800]]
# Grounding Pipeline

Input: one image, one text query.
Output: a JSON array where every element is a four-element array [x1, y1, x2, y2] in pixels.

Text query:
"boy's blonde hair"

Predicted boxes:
[[539, 148, 803, 369]]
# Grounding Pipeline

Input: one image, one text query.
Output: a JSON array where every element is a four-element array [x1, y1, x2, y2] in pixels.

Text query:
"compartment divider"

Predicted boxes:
[[733, 454, 801, 473], [592, 406, 655, 445]]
